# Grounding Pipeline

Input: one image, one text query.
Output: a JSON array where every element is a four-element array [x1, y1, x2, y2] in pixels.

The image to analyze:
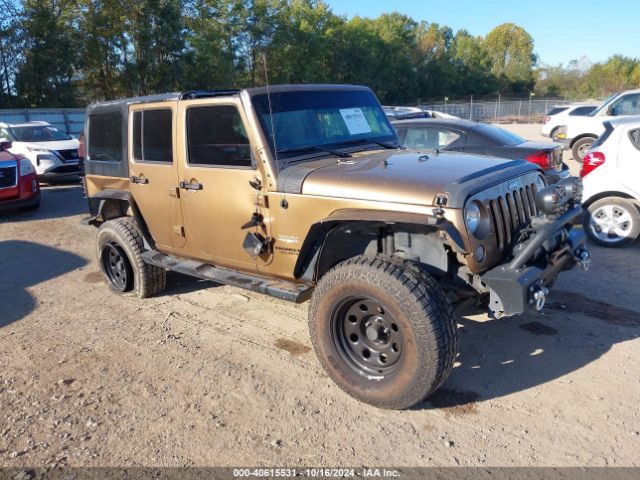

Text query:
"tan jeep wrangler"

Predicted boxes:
[[83, 84, 590, 409]]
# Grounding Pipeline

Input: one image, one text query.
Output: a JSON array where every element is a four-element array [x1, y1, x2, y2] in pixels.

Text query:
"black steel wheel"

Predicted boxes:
[[309, 256, 457, 409], [101, 242, 133, 292], [332, 297, 403, 378]]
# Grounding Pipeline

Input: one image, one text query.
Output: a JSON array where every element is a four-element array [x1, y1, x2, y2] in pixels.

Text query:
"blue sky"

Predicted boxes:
[[325, 0, 639, 66]]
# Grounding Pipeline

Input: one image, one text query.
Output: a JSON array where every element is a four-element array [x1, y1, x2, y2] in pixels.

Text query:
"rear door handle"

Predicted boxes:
[[130, 175, 149, 185], [179, 181, 203, 191]]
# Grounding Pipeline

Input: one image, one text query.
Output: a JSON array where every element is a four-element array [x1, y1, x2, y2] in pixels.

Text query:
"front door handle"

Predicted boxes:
[[130, 175, 149, 185], [179, 181, 203, 191]]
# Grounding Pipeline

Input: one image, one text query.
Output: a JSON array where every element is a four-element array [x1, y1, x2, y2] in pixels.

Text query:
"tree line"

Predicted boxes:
[[0, 0, 638, 108]]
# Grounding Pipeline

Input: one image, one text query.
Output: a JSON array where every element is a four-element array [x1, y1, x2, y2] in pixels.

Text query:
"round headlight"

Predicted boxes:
[[465, 201, 482, 235]]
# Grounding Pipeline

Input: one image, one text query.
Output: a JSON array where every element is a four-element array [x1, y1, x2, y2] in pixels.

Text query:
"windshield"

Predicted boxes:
[[9, 125, 72, 142], [590, 92, 620, 116], [475, 123, 525, 146], [252, 89, 396, 164]]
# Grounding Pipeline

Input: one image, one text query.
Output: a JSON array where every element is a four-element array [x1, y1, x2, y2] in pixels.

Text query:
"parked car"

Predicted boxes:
[[383, 106, 459, 120], [392, 118, 568, 182], [580, 117, 640, 247], [541, 104, 598, 141], [0, 138, 41, 212], [554, 89, 640, 162], [83, 85, 588, 409], [0, 121, 81, 181]]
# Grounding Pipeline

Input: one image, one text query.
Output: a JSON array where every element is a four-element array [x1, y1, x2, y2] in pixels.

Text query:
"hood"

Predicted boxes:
[[15, 139, 79, 151], [281, 150, 538, 208]]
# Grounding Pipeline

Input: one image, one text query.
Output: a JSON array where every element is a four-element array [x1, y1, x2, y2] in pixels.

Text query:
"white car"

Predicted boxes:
[[580, 116, 640, 247], [541, 104, 597, 140], [555, 89, 640, 162], [0, 121, 81, 181]]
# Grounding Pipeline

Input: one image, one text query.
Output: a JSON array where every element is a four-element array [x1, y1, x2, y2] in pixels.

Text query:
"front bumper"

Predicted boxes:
[[0, 190, 41, 213], [481, 207, 588, 317]]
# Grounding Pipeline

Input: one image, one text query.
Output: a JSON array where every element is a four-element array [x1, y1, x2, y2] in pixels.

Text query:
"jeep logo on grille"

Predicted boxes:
[[507, 180, 521, 190]]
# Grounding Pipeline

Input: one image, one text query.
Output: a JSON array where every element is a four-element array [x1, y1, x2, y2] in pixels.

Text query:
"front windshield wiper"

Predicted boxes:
[[277, 145, 350, 158], [338, 138, 401, 150]]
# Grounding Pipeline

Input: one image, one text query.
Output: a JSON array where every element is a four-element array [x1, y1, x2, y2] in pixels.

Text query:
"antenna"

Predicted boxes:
[[262, 52, 279, 170]]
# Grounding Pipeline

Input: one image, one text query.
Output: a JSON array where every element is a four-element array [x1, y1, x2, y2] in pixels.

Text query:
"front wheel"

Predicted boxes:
[[583, 197, 640, 247], [308, 256, 457, 409], [571, 137, 596, 163]]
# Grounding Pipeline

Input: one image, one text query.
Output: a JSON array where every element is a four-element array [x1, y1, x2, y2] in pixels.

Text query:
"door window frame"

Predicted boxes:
[[184, 103, 256, 171], [129, 104, 176, 166]]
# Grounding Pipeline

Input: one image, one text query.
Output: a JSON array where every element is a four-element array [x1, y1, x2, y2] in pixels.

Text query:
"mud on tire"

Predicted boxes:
[[308, 255, 458, 410], [96, 217, 166, 298]]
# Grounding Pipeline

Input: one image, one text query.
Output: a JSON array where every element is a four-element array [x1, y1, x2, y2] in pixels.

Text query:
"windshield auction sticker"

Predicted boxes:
[[339, 108, 372, 135]]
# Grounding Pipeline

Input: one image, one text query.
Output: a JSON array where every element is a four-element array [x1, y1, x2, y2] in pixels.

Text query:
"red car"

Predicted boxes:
[[0, 139, 40, 212]]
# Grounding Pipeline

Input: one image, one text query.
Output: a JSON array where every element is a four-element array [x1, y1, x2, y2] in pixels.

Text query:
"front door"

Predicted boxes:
[[176, 98, 263, 271], [128, 102, 185, 251]]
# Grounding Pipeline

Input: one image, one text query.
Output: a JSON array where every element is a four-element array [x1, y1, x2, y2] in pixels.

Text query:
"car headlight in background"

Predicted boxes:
[[19, 158, 36, 176]]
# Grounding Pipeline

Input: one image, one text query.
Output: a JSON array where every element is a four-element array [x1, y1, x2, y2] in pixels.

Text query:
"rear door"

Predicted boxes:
[[128, 102, 185, 250], [620, 126, 640, 197]]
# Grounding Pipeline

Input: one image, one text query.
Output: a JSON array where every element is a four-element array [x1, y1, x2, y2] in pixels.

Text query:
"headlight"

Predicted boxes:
[[19, 158, 36, 176], [465, 201, 482, 235]]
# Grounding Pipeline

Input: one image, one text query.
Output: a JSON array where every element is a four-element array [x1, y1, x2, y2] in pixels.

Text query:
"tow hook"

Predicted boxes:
[[529, 285, 549, 311], [576, 248, 591, 271]]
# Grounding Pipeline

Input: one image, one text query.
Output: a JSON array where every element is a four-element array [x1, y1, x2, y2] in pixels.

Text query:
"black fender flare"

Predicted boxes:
[[87, 189, 156, 250], [293, 209, 467, 281]]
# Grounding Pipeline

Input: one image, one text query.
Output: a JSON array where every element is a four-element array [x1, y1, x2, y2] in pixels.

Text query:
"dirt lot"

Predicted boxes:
[[1, 124, 640, 467]]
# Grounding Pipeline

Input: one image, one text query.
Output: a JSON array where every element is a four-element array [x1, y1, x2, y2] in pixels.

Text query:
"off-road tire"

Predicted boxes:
[[571, 137, 596, 163], [96, 217, 166, 298], [583, 197, 640, 247], [308, 255, 457, 409]]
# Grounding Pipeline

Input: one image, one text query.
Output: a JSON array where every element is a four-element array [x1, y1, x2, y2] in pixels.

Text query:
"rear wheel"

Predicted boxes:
[[583, 197, 640, 247], [96, 217, 166, 297], [309, 256, 457, 409], [571, 137, 596, 163]]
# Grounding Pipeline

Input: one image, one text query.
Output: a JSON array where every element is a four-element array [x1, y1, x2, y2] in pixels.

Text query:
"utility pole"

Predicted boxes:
[[444, 96, 449, 114], [529, 92, 535, 121], [469, 95, 473, 121], [497, 93, 501, 122]]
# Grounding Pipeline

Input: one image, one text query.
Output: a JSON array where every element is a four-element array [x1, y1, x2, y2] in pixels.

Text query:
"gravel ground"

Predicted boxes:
[[1, 124, 639, 467]]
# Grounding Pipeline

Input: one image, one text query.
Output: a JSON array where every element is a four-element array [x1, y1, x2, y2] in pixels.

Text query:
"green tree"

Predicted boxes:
[[484, 23, 536, 92], [15, 0, 80, 107]]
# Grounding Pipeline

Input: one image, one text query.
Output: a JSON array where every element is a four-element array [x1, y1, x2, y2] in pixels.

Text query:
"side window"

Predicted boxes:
[[403, 127, 460, 150], [569, 106, 596, 116], [132, 109, 173, 163], [88, 112, 123, 162], [629, 129, 640, 151], [186, 105, 252, 167], [612, 94, 640, 116]]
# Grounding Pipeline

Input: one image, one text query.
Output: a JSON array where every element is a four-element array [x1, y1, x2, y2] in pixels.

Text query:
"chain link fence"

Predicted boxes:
[[419, 99, 582, 122]]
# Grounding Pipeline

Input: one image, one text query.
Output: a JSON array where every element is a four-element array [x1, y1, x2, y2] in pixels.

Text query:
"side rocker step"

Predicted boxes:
[[140, 250, 313, 303]]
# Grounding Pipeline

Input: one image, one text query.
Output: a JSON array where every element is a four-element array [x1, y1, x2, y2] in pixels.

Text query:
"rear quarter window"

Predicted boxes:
[[547, 107, 569, 116], [88, 112, 123, 162]]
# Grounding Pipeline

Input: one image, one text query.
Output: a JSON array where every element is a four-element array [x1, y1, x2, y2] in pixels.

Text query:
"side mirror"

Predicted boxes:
[[606, 106, 615, 116], [0, 138, 12, 150]]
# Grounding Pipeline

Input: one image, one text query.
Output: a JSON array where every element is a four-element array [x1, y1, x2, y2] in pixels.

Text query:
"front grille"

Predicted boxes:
[[0, 165, 17, 189], [48, 164, 81, 174], [488, 183, 538, 252], [56, 149, 80, 162]]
